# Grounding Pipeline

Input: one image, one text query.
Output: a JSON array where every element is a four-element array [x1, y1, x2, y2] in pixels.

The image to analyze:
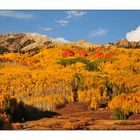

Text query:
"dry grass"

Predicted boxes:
[[114, 120, 140, 125]]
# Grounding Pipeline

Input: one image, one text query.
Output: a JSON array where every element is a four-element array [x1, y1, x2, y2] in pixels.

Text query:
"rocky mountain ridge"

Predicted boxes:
[[0, 33, 140, 54]]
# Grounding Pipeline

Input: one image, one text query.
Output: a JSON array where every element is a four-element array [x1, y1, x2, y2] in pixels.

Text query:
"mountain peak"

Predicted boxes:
[[114, 38, 140, 48], [75, 39, 102, 48], [0, 33, 55, 54]]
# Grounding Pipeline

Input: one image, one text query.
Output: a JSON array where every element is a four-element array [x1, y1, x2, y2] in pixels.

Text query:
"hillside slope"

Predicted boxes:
[[0, 33, 140, 129], [0, 33, 56, 54], [1, 33, 140, 54], [114, 38, 140, 48]]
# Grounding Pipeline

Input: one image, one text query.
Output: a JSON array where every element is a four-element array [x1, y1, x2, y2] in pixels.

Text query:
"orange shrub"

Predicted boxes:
[[109, 92, 140, 115], [62, 49, 75, 58]]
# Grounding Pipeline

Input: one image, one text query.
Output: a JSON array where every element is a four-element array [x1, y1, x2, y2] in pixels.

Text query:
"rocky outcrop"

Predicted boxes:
[[0, 33, 56, 54], [1, 33, 140, 55], [114, 38, 140, 48]]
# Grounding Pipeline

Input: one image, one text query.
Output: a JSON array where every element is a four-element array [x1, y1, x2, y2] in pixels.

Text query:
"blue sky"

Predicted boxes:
[[0, 10, 140, 44]]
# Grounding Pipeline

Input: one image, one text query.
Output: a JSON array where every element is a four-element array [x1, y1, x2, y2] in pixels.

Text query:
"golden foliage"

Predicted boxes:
[[1, 44, 140, 114], [109, 91, 140, 115]]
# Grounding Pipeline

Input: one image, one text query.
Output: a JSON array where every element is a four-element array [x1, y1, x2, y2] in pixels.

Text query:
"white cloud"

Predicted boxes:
[[0, 11, 33, 19], [52, 37, 71, 44], [126, 25, 140, 42], [26, 32, 48, 38], [55, 20, 69, 26], [39, 27, 52, 32], [89, 28, 107, 38], [55, 11, 86, 27], [66, 11, 86, 19]]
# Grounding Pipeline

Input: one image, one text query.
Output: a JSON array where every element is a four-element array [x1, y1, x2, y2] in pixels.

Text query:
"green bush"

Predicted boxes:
[[58, 57, 87, 66], [86, 61, 100, 71], [113, 108, 128, 120], [58, 57, 101, 71]]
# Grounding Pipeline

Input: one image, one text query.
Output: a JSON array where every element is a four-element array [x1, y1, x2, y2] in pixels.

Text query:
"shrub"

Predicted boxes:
[[58, 57, 88, 67], [113, 108, 127, 120], [109, 92, 140, 117], [58, 57, 102, 71], [0, 113, 10, 126], [62, 49, 75, 58], [0, 94, 13, 114], [86, 61, 100, 71], [0, 94, 27, 122]]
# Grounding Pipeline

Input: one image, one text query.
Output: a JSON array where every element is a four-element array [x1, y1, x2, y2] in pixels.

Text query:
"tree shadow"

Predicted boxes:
[[12, 102, 60, 123], [25, 105, 60, 121]]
